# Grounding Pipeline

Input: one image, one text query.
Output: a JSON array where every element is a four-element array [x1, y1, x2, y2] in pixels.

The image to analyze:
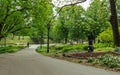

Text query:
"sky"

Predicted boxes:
[[52, 0, 91, 10]]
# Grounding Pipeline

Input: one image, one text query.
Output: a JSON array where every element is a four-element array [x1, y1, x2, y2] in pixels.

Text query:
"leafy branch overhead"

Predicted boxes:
[[49, 0, 86, 24]]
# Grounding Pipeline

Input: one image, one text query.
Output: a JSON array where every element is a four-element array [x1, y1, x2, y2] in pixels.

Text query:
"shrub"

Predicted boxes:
[[55, 46, 65, 50], [94, 43, 113, 49], [114, 47, 120, 52], [88, 54, 120, 68], [0, 46, 24, 54], [97, 28, 113, 43], [88, 57, 95, 63]]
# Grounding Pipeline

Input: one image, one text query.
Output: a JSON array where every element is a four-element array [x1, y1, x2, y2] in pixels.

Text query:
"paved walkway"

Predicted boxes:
[[0, 45, 119, 75]]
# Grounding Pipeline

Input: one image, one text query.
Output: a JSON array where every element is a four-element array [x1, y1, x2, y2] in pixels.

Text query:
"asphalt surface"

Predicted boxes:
[[0, 45, 119, 75]]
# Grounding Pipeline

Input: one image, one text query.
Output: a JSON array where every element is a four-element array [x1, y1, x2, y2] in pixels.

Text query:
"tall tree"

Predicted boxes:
[[30, 0, 53, 44], [0, 0, 32, 39], [68, 5, 86, 43], [85, 0, 110, 42], [109, 0, 120, 46]]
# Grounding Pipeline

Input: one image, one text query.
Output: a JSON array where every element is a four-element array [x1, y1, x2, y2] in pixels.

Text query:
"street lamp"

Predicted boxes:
[[47, 23, 50, 53]]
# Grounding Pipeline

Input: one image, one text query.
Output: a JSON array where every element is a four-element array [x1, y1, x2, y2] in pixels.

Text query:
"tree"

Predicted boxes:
[[116, 0, 120, 25], [68, 5, 86, 43], [30, 0, 53, 45], [109, 0, 120, 47], [0, 0, 32, 39], [85, 0, 110, 42]]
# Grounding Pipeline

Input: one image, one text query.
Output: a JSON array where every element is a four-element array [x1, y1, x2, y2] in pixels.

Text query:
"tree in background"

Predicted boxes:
[[85, 0, 110, 43], [29, 0, 53, 45], [68, 5, 86, 43]]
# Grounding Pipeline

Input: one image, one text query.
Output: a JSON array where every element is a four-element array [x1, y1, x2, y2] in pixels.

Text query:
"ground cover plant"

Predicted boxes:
[[87, 54, 120, 68], [0, 46, 25, 54]]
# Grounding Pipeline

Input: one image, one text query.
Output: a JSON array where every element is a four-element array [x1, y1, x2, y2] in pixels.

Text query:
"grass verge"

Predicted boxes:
[[0, 46, 25, 54]]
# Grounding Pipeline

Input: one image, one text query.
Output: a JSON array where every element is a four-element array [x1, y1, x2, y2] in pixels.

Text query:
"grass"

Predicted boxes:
[[36, 43, 115, 55], [36, 44, 88, 55], [0, 36, 33, 46], [94, 47, 114, 52], [0, 35, 31, 54], [0, 46, 25, 54]]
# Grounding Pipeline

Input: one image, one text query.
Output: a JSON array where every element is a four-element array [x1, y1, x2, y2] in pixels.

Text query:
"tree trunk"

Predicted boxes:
[[4, 37, 6, 47], [22, 36, 24, 40], [18, 35, 21, 40], [40, 34, 43, 48], [76, 39, 79, 44], [109, 0, 120, 47], [65, 37, 68, 44], [12, 33, 14, 40], [47, 24, 50, 53]]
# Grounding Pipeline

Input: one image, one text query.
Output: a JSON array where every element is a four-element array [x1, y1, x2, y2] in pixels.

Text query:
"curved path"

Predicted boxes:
[[0, 45, 119, 75]]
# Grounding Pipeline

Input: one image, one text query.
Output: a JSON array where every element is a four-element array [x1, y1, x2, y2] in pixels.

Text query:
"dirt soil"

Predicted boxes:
[[49, 52, 120, 72], [63, 52, 120, 59]]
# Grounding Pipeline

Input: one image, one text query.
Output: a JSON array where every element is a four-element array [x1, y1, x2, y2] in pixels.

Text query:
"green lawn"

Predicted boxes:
[[0, 36, 33, 46], [0, 46, 25, 54], [0, 36, 31, 54]]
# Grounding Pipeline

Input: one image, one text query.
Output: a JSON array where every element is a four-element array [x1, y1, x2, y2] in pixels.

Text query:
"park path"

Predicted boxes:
[[0, 45, 119, 75]]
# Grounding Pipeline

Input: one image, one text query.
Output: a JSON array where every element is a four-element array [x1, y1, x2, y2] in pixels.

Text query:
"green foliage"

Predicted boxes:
[[0, 0, 53, 41], [85, 0, 110, 37], [114, 47, 120, 52], [88, 57, 95, 63], [54, 44, 88, 53], [88, 54, 120, 68], [50, 0, 112, 44], [0, 0, 32, 38], [97, 28, 113, 43], [94, 43, 114, 52], [51, 5, 86, 43], [0, 46, 24, 54], [95, 47, 114, 52], [30, 0, 53, 43], [117, 0, 120, 24], [36, 44, 88, 55], [94, 43, 113, 48], [36, 47, 47, 54]]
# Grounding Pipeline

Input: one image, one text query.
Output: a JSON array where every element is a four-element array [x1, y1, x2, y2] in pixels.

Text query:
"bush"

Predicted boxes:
[[88, 57, 95, 63], [55, 45, 68, 50], [88, 54, 120, 68], [97, 28, 113, 43], [114, 47, 120, 52]]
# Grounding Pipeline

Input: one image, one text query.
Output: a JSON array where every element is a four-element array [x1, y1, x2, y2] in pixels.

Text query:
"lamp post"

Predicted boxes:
[[47, 23, 50, 53]]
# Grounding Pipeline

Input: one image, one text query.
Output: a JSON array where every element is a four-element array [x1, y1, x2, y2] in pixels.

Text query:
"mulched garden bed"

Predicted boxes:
[[63, 52, 120, 59], [47, 52, 120, 72]]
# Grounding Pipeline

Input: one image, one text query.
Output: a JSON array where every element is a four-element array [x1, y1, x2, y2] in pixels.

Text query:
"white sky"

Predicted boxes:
[[52, 0, 91, 10]]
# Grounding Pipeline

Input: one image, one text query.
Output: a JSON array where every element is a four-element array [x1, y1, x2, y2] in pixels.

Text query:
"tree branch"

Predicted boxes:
[[48, 0, 86, 24]]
